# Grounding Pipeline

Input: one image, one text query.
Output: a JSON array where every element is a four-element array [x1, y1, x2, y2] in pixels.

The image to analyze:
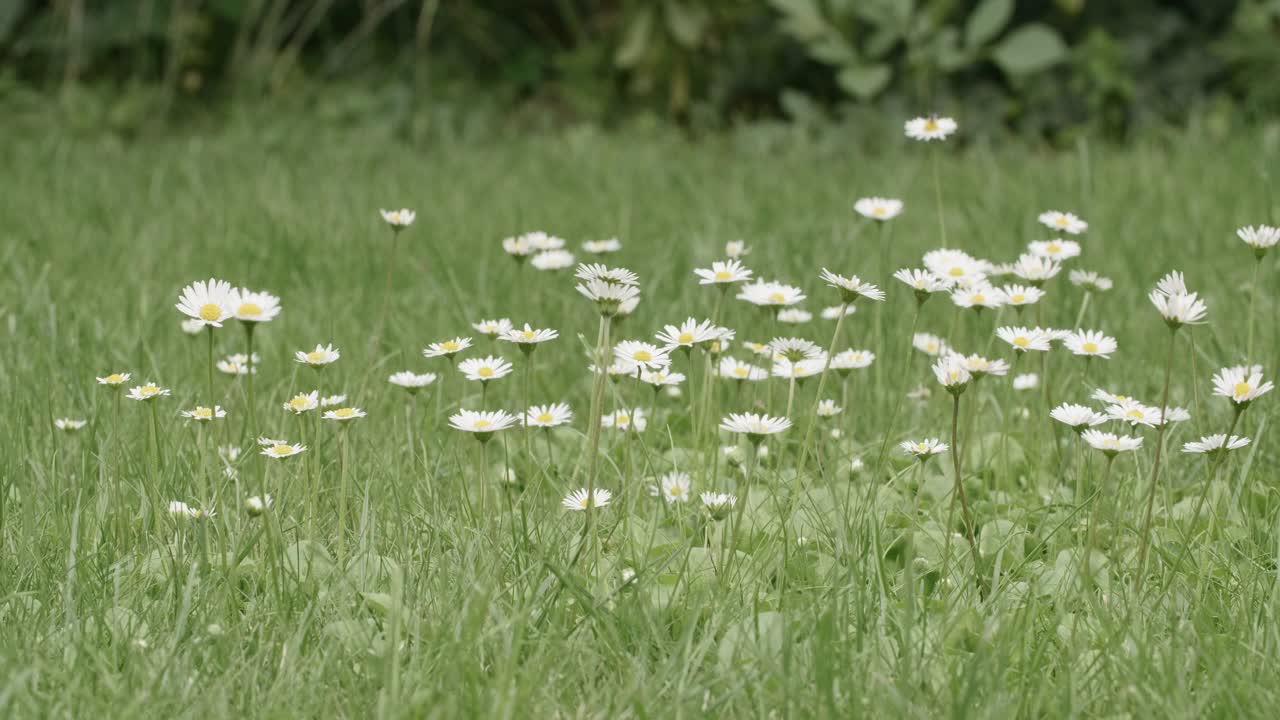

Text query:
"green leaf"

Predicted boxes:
[[965, 0, 1014, 50], [615, 8, 654, 69], [282, 540, 335, 581], [836, 64, 892, 99], [718, 611, 786, 670], [769, 0, 828, 40], [664, 1, 710, 48], [990, 23, 1068, 76]]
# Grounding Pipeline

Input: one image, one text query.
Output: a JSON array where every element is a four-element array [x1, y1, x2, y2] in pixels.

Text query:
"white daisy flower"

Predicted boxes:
[[768, 337, 823, 362], [96, 372, 132, 387], [1068, 270, 1113, 291], [1081, 430, 1143, 456], [582, 238, 622, 254], [499, 324, 560, 347], [1012, 373, 1039, 390], [601, 408, 647, 433], [1037, 211, 1088, 235], [389, 371, 437, 392], [951, 283, 1006, 309], [656, 318, 720, 350], [1000, 284, 1044, 308], [449, 409, 519, 436], [576, 278, 642, 316], [525, 403, 573, 428], [320, 396, 346, 410], [562, 488, 612, 511], [641, 369, 685, 387], [575, 263, 639, 286], [659, 472, 692, 503], [816, 400, 842, 417], [1148, 272, 1207, 327], [831, 349, 875, 372], [168, 501, 213, 520], [719, 412, 792, 440], [217, 358, 255, 376], [694, 259, 753, 285], [914, 333, 949, 357], [502, 234, 536, 258], [901, 438, 948, 457], [819, 269, 886, 303], [893, 268, 949, 300], [182, 406, 227, 421], [458, 356, 513, 382], [737, 280, 806, 308], [854, 197, 904, 221], [904, 115, 958, 141], [322, 407, 367, 422], [932, 355, 972, 390], [472, 318, 513, 337], [176, 278, 235, 328], [1028, 239, 1081, 261], [126, 382, 171, 401], [955, 353, 1009, 377], [180, 319, 205, 335], [379, 208, 416, 228], [700, 491, 737, 519], [1063, 330, 1117, 358], [820, 305, 856, 320], [1012, 254, 1061, 284], [531, 249, 575, 271], [296, 343, 340, 367], [261, 442, 306, 459], [1050, 403, 1108, 431], [1183, 434, 1251, 455], [922, 249, 986, 288], [718, 357, 769, 382], [725, 240, 750, 258], [1212, 366, 1274, 405], [283, 391, 319, 414], [778, 308, 813, 324], [996, 326, 1053, 352], [244, 494, 273, 516], [907, 385, 932, 401], [1238, 225, 1280, 256], [55, 418, 87, 431], [773, 356, 826, 379], [1105, 399, 1163, 428], [742, 341, 773, 358], [614, 341, 671, 370], [229, 289, 281, 323], [423, 337, 473, 360]]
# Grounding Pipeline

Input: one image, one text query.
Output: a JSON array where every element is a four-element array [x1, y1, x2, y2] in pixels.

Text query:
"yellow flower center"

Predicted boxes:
[[1127, 409, 1144, 419], [678, 332, 694, 344], [194, 408, 212, 418], [873, 207, 886, 216], [634, 350, 652, 362], [106, 373, 124, 384], [734, 367, 748, 377], [290, 396, 310, 410], [971, 294, 985, 304], [924, 118, 939, 131], [1056, 217, 1069, 226], [926, 342, 938, 352], [308, 351, 328, 363], [1014, 337, 1030, 348], [1115, 395, 1129, 402], [142, 385, 159, 394], [536, 413, 553, 423], [474, 419, 491, 429], [198, 303, 222, 321], [714, 270, 731, 281], [239, 302, 262, 316], [442, 341, 459, 352], [335, 408, 356, 418], [521, 330, 536, 340], [271, 444, 292, 455], [478, 367, 494, 378], [1011, 294, 1025, 303], [768, 292, 785, 303], [617, 414, 630, 425], [948, 267, 964, 277], [1082, 341, 1098, 353], [1046, 243, 1061, 253], [1234, 382, 1251, 397], [1104, 438, 1119, 448]]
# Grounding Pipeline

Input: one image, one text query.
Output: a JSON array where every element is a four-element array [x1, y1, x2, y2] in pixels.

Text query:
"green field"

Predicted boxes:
[[3, 121, 1280, 717]]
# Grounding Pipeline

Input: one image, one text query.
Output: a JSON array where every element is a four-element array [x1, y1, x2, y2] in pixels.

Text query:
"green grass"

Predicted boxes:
[[2, 120, 1280, 718]]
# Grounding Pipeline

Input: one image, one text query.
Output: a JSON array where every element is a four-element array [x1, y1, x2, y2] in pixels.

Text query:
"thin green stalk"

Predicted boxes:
[[1134, 327, 1178, 594], [1247, 256, 1262, 363], [796, 301, 849, 472]]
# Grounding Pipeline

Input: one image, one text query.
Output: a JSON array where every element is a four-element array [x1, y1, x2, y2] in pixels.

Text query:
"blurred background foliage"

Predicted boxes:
[[0, 0, 1277, 142]]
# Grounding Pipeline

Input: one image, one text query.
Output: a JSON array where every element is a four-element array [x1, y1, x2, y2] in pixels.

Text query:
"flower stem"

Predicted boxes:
[[1134, 327, 1178, 594], [796, 302, 848, 472], [206, 326, 215, 405], [932, 148, 947, 249], [1247, 256, 1262, 364], [580, 314, 612, 570]]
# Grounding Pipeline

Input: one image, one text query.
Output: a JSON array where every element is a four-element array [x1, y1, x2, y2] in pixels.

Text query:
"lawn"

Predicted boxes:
[[2, 119, 1280, 718]]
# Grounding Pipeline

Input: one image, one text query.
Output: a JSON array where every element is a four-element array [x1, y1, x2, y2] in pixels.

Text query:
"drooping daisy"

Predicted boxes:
[[816, 400, 842, 417], [854, 196, 904, 221], [97, 372, 132, 387], [1212, 366, 1274, 406], [1011, 254, 1061, 285], [1063, 330, 1117, 359], [1081, 430, 1143, 456], [1148, 273, 1208, 327], [176, 278, 235, 328], [996, 326, 1053, 352], [499, 323, 560, 348], [719, 357, 769, 382], [1237, 225, 1280, 256], [472, 318, 513, 337], [322, 407, 367, 422], [55, 418, 87, 431], [261, 442, 306, 459], [831, 349, 875, 373], [694, 259, 753, 285], [820, 305, 856, 320], [932, 355, 972, 391], [901, 438, 947, 457], [1037, 211, 1088, 235], [296, 343, 340, 367], [1069, 270, 1113, 292], [1183, 434, 1251, 455], [1028, 239, 1081, 261], [659, 472, 692, 503], [525, 403, 573, 428], [614, 341, 671, 370], [656, 318, 720, 350], [423, 337, 473, 360], [182, 406, 226, 421], [601, 408, 647, 433], [229, 289, 281, 324], [1105, 399, 1163, 428], [700, 491, 737, 519], [282, 391, 319, 414], [126, 382, 171, 402], [379, 208, 416, 229], [531, 249, 575, 271], [720, 413, 792, 441], [562, 488, 612, 511], [922, 249, 986, 288], [951, 283, 1006, 310], [1000, 284, 1044, 308], [904, 115, 958, 141], [1050, 403, 1107, 432], [582, 238, 622, 254], [1012, 373, 1039, 390], [725, 240, 750, 258], [819, 269, 886, 303], [458, 356, 513, 382], [320, 394, 347, 408], [449, 409, 520, 438], [913, 333, 949, 357], [389, 371, 437, 393], [737, 280, 806, 308], [778, 308, 813, 324]]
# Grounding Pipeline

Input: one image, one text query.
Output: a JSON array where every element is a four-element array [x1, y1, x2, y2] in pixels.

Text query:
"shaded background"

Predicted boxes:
[[1, 0, 1278, 142]]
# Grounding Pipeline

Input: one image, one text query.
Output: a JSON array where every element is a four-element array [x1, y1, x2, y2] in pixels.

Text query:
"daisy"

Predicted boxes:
[[320, 394, 347, 407], [175, 278, 235, 328], [458, 356, 513, 382], [55, 418, 87, 431], [615, 341, 671, 370], [499, 324, 560, 348], [1063, 330, 1117, 359], [126, 382, 170, 401], [913, 333, 948, 357], [831, 349, 875, 372], [816, 400, 842, 417], [283, 391, 319, 414], [956, 353, 1010, 377], [820, 305, 856, 320], [904, 115, 958, 141], [1028, 239, 1081, 261], [181, 319, 205, 335], [893, 268, 949, 303], [1011, 254, 1061, 284], [322, 407, 367, 422], [778, 308, 813, 324], [932, 355, 972, 391], [1037, 211, 1088, 235], [1183, 434, 1251, 455], [575, 263, 639, 286], [229, 289, 281, 323], [1148, 277, 1208, 327], [901, 438, 947, 457], [769, 337, 823, 362], [742, 341, 773, 358], [773, 357, 826, 379], [1000, 284, 1044, 308], [96, 372, 131, 387], [423, 337, 473, 360], [737, 280, 806, 308], [562, 488, 612, 511], [525, 403, 573, 428], [261, 442, 306, 459], [1212, 366, 1274, 406], [576, 278, 642, 316], [659, 472, 692, 503], [996, 326, 1053, 352], [601, 408, 647, 433], [854, 196, 904, 221], [1012, 373, 1039, 390], [819, 269, 886, 303], [1161, 407, 1191, 424], [951, 284, 1006, 310], [719, 357, 768, 382], [922, 249, 985, 287], [379, 208, 416, 228], [1050, 403, 1107, 432], [582, 238, 622, 254], [1081, 430, 1143, 456], [502, 234, 537, 259], [217, 358, 254, 375], [700, 491, 737, 519], [641, 369, 685, 387], [656, 318, 720, 350], [1238, 225, 1280, 256], [449, 409, 520, 437], [907, 385, 932, 402], [1105, 400, 1163, 428], [694, 259, 753, 285], [472, 318, 513, 337], [168, 501, 213, 520], [244, 495, 273, 516], [531, 249, 575, 271], [725, 240, 750, 258], [389, 371, 437, 393], [182, 406, 226, 421], [1069, 270, 1113, 291], [296, 343, 340, 367], [720, 412, 792, 441]]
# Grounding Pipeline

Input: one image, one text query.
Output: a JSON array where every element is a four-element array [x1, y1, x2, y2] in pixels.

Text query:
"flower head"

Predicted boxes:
[[525, 403, 573, 428], [126, 382, 171, 402], [1149, 271, 1207, 327], [854, 197, 904, 221], [913, 333, 948, 357], [931, 355, 972, 392], [499, 324, 559, 347], [700, 492, 737, 519], [656, 318, 721, 350], [261, 442, 306, 459], [614, 341, 671, 370], [659, 472, 692, 503], [55, 418, 87, 431], [819, 305, 855, 320], [1028, 239, 1081, 261], [97, 372, 131, 387], [720, 412, 792, 441], [719, 357, 768, 382], [283, 391, 319, 414], [951, 283, 1006, 310], [423, 337, 474, 360], [458, 356, 513, 382], [1063, 330, 1117, 359], [1183, 434, 1251, 455], [831, 349, 874, 373], [769, 337, 823, 362], [562, 488, 612, 511], [296, 343, 340, 367], [894, 268, 948, 303], [819, 269, 886, 303], [904, 115, 957, 141], [1050, 403, 1107, 432], [389, 371, 437, 392], [1037, 211, 1088, 235], [181, 319, 205, 335], [229, 289, 281, 323], [996, 326, 1053, 352], [449, 409, 519, 438], [176, 278, 235, 328], [641, 369, 685, 387], [582, 238, 622, 254], [1105, 399, 1163, 428], [182, 406, 227, 422], [1069, 270, 1113, 292], [816, 400, 842, 417], [779, 308, 813, 324], [694, 259, 753, 285], [1013, 373, 1039, 391], [322, 407, 367, 422], [737, 280, 805, 308], [901, 438, 947, 458], [1081, 430, 1143, 456], [1238, 225, 1280, 257], [531, 249, 576, 271], [1012, 254, 1061, 284], [380, 208, 416, 228], [472, 318, 513, 337], [244, 495, 273, 516], [1212, 365, 1274, 406], [601, 408, 647, 433], [1000, 284, 1044, 308], [168, 501, 214, 520]]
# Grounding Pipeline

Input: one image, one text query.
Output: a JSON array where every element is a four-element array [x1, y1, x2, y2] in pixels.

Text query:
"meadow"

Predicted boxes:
[[2, 118, 1280, 718]]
